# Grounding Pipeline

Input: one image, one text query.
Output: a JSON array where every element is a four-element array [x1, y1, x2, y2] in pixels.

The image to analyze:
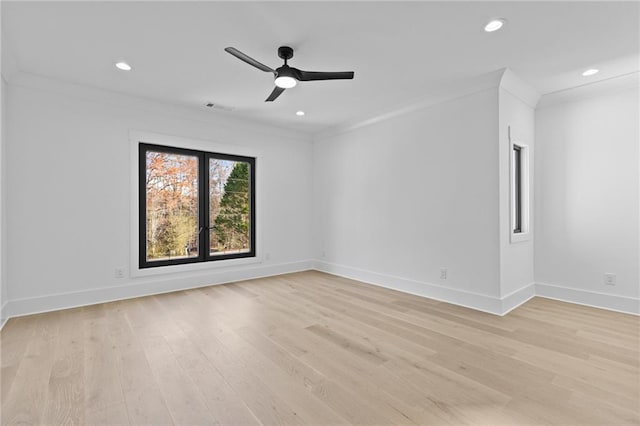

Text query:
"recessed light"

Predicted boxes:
[[296, 111, 305, 116], [115, 61, 132, 71], [484, 18, 506, 32], [582, 68, 599, 76]]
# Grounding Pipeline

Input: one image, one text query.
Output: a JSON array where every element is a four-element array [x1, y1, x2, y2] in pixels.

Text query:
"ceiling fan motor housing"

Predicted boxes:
[[278, 46, 294, 61]]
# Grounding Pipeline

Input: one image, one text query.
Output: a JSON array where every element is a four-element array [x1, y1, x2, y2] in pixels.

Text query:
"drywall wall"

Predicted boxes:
[[0, 77, 5, 326], [535, 78, 639, 313], [4, 67, 636, 318], [3, 73, 314, 317], [1, 7, 5, 326], [313, 88, 503, 312], [497, 78, 537, 307]]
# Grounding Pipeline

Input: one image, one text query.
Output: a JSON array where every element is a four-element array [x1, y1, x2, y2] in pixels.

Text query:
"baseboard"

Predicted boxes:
[[313, 260, 510, 315], [501, 282, 536, 315], [0, 302, 8, 330], [4, 261, 635, 322], [535, 282, 640, 316], [313, 261, 639, 317], [3, 260, 313, 320]]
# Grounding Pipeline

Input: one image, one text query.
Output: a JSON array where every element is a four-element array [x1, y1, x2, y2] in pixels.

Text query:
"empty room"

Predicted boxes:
[[0, 1, 638, 425]]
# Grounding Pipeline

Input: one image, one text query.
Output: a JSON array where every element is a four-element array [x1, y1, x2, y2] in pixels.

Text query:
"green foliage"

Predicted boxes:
[[145, 152, 249, 260], [145, 151, 199, 260], [212, 162, 250, 252]]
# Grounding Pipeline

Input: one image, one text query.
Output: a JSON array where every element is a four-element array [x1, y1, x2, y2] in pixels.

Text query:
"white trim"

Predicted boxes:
[[9, 71, 309, 142], [129, 130, 264, 278], [509, 135, 531, 243], [315, 68, 507, 140], [316, 67, 541, 141], [313, 260, 507, 315], [499, 69, 541, 109], [510, 232, 531, 243], [0, 302, 8, 331], [130, 130, 260, 159], [132, 256, 264, 278], [501, 282, 535, 315], [538, 71, 640, 109], [3, 260, 312, 319], [535, 282, 639, 316], [312, 262, 637, 317], [2, 269, 636, 323]]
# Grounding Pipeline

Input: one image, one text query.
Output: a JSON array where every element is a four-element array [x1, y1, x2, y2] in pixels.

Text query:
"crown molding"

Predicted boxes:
[[8, 71, 312, 142], [499, 68, 541, 108], [315, 68, 508, 141], [538, 71, 640, 109]]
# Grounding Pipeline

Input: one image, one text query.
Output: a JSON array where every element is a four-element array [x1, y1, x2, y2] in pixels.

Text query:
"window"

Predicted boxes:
[[512, 144, 523, 233], [139, 143, 255, 268], [510, 141, 530, 242]]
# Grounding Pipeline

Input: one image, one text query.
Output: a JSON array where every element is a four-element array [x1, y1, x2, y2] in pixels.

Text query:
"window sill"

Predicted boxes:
[[510, 232, 532, 244], [131, 255, 263, 278]]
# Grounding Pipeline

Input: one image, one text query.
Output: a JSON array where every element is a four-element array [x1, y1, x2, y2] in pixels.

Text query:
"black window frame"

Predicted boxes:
[[139, 142, 256, 269], [513, 144, 522, 234]]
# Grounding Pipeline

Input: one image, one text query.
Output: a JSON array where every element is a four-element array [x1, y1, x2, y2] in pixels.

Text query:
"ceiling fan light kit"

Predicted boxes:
[[274, 67, 297, 89], [225, 45, 355, 102]]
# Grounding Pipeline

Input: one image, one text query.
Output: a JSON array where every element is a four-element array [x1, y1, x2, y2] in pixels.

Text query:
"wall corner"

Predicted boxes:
[[499, 68, 541, 109]]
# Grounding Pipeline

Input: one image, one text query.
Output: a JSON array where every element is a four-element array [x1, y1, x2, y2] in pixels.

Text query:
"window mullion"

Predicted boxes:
[[199, 152, 208, 262], [139, 144, 148, 267], [139, 142, 255, 268]]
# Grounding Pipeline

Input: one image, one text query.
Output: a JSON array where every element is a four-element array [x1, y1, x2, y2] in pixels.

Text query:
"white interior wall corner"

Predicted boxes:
[[1, 29, 20, 84], [497, 70, 539, 299], [0, 7, 5, 326], [499, 68, 542, 109], [2, 75, 314, 321], [1, 64, 639, 321], [312, 84, 503, 309], [535, 77, 639, 315]]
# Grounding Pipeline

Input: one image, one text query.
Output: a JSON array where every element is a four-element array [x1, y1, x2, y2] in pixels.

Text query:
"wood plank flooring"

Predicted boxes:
[[1, 270, 639, 425]]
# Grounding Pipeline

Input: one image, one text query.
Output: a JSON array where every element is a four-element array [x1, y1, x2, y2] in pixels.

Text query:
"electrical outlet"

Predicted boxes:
[[321, 251, 326, 258], [265, 252, 271, 261], [604, 273, 616, 286], [114, 268, 125, 279], [440, 268, 448, 280]]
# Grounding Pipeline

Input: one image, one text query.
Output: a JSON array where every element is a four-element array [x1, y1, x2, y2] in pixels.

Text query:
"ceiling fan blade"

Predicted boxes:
[[225, 47, 276, 74], [294, 69, 355, 81], [265, 86, 285, 102]]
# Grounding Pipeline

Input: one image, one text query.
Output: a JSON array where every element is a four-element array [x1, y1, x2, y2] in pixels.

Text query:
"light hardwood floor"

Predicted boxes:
[[1, 271, 639, 425]]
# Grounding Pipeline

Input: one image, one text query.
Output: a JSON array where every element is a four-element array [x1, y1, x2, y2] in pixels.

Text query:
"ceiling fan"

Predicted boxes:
[[224, 46, 355, 102]]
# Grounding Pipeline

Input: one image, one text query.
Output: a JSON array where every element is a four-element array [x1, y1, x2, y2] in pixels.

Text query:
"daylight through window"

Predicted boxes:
[[139, 143, 255, 268], [512, 144, 522, 234]]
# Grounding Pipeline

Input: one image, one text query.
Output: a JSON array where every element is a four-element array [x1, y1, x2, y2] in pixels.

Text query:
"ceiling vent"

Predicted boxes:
[[205, 102, 234, 112]]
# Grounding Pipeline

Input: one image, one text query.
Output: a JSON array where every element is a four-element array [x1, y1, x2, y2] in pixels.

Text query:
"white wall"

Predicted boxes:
[[3, 69, 637, 319], [1, 3, 6, 326], [0, 78, 5, 326], [498, 85, 536, 302], [3, 73, 314, 317], [535, 80, 639, 313], [313, 88, 504, 312]]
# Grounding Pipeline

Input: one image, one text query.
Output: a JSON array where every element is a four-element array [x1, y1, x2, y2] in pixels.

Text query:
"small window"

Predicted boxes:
[[510, 142, 529, 241], [139, 143, 255, 268], [512, 145, 523, 233]]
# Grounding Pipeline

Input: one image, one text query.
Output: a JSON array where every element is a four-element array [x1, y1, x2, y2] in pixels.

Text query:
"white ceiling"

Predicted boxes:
[[2, 1, 638, 134]]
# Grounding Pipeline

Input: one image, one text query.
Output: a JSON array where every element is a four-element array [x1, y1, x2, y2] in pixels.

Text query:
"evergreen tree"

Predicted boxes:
[[213, 162, 250, 251]]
